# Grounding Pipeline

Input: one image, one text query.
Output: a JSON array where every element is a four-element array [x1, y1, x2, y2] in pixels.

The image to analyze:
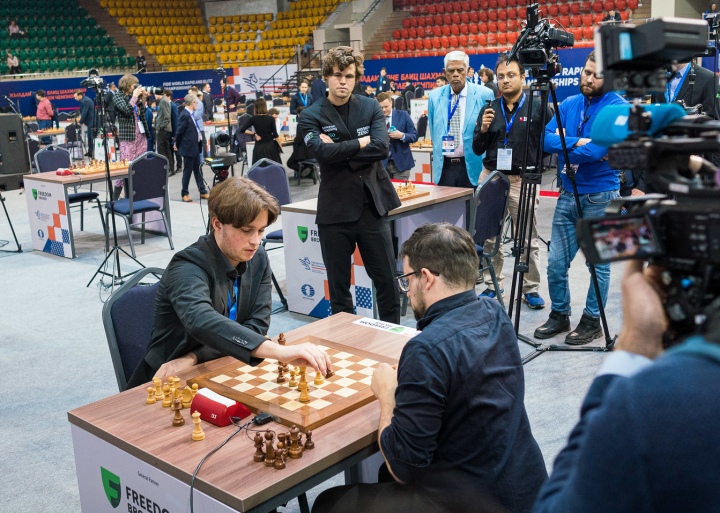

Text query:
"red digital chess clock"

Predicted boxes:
[[191, 388, 251, 427]]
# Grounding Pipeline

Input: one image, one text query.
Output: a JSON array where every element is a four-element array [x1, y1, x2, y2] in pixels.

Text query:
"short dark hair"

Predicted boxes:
[[399, 223, 479, 290], [496, 52, 525, 75], [209, 177, 279, 229], [436, 76, 448, 84], [36, 90, 46, 97], [585, 51, 596, 66], [75, 90, 85, 97], [296, 106, 305, 116], [163, 89, 172, 98], [267, 108, 279, 116], [376, 91, 393, 104], [322, 46, 364, 80], [478, 68, 494, 81]]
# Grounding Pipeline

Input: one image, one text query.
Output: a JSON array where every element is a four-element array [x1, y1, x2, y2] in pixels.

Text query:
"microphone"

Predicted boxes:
[[590, 103, 687, 147]]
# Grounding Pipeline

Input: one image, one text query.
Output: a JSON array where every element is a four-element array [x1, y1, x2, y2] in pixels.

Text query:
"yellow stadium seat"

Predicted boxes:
[[230, 42, 239, 51]]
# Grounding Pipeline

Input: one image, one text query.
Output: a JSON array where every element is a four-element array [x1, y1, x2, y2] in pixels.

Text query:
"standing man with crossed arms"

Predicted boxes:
[[299, 47, 401, 323], [428, 50, 494, 188], [472, 53, 550, 308]]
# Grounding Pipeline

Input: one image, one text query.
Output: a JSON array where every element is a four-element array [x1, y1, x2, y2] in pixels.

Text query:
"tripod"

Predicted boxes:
[[0, 190, 22, 253], [504, 60, 616, 364], [87, 84, 144, 289]]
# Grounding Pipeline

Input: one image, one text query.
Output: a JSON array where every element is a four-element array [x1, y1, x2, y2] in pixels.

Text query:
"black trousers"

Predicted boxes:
[[318, 202, 400, 324], [438, 157, 474, 188], [156, 130, 174, 171], [180, 154, 207, 197]]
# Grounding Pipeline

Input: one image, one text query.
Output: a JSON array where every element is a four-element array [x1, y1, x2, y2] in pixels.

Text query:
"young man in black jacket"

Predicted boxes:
[[127, 177, 332, 388], [472, 54, 552, 309]]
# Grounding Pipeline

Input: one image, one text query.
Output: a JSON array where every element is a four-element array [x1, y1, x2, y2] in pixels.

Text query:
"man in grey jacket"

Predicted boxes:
[[127, 177, 332, 388], [155, 91, 174, 174]]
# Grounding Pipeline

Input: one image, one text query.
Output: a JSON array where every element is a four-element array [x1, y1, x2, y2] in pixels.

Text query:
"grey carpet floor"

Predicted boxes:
[[0, 169, 624, 512]]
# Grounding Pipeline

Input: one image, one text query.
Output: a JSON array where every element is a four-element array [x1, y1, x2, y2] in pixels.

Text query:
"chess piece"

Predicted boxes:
[[172, 399, 185, 427], [277, 432, 287, 452], [314, 371, 324, 386], [146, 387, 156, 404], [298, 367, 310, 403], [173, 377, 182, 398], [278, 333, 286, 346], [162, 384, 172, 407], [288, 368, 298, 388], [191, 411, 205, 441], [253, 433, 265, 462], [325, 369, 335, 379], [191, 383, 199, 397], [153, 377, 163, 400], [181, 386, 193, 409], [304, 431, 315, 450], [288, 425, 303, 459], [277, 363, 286, 384], [264, 430, 276, 467], [274, 449, 286, 469], [167, 377, 176, 397]]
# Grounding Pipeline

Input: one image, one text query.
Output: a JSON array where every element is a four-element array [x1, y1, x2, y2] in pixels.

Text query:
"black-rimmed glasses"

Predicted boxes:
[[396, 269, 440, 293]]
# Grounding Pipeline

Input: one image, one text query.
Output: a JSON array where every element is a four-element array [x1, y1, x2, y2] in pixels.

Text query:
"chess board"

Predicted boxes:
[[188, 336, 397, 431], [394, 184, 431, 202]]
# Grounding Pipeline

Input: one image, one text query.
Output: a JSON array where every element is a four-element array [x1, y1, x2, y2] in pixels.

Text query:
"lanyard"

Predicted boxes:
[[446, 88, 460, 135], [227, 277, 239, 321], [300, 93, 308, 106], [665, 64, 691, 103], [500, 93, 526, 146], [577, 98, 600, 135]]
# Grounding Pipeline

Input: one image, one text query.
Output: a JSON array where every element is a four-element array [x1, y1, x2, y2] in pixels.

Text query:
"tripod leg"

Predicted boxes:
[[0, 192, 22, 253]]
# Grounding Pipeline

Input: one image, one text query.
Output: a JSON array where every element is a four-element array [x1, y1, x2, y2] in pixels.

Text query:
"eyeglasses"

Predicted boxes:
[[396, 269, 440, 293]]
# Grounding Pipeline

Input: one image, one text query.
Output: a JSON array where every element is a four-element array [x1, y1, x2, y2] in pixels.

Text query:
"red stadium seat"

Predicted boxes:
[[620, 10, 629, 20], [403, 19, 411, 28], [434, 15, 443, 25], [616, 0, 626, 9], [518, 0, 527, 6], [478, 33, 488, 45], [423, 38, 433, 49], [508, 0, 516, 5], [443, 14, 452, 24], [497, 32, 508, 44], [449, 35, 459, 46], [452, 13, 461, 24], [604, 1, 615, 11], [426, 16, 436, 26], [508, 7, 517, 18], [570, 3, 580, 14], [469, 34, 478, 46], [519, 7, 527, 18], [489, 21, 498, 32], [382, 42, 391, 51], [480, 0, 489, 8], [488, 33, 497, 45], [418, 17, 427, 26], [498, 0, 507, 7], [390, 41, 399, 51], [441, 36, 451, 47], [559, 4, 569, 15], [489, 0, 498, 8], [471, 0, 480, 10], [498, 10, 507, 20], [582, 26, 594, 39], [409, 28, 418, 38], [594, 13, 605, 23], [507, 32, 518, 44], [508, 19, 518, 30], [400, 29, 409, 38], [432, 37, 442, 49], [410, 17, 419, 27], [592, 2, 603, 13], [548, 5, 559, 16], [437, 4, 445, 14], [442, 25, 451, 36], [428, 5, 437, 14], [469, 23, 479, 33], [572, 27, 583, 41], [454, 1, 463, 12], [393, 30, 401, 39], [489, 10, 498, 21], [479, 22, 488, 32], [461, 12, 470, 23], [459, 34, 469, 45], [628, 0, 638, 9], [407, 40, 416, 50], [582, 14, 593, 25], [450, 25, 460, 35], [498, 20, 507, 31], [462, 1, 471, 11], [399, 41, 407, 51], [433, 25, 442, 36], [460, 24, 470, 34], [479, 11, 488, 21], [557, 16, 570, 27], [570, 15, 581, 26], [469, 12, 479, 22]]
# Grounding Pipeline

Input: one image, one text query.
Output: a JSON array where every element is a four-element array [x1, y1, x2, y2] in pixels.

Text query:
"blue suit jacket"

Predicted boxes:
[[175, 109, 200, 157], [383, 108, 418, 172], [428, 83, 494, 186]]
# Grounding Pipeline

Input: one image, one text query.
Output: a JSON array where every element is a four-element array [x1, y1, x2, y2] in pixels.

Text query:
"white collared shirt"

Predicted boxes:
[[450, 84, 468, 157]]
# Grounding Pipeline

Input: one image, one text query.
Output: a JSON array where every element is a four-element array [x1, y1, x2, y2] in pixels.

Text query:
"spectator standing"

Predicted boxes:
[[175, 93, 209, 202], [472, 54, 550, 308], [237, 98, 282, 165], [136, 50, 147, 73], [427, 50, 494, 188], [145, 98, 156, 152], [310, 75, 327, 102], [169, 93, 181, 174], [534, 51, 627, 344], [287, 106, 314, 179], [74, 90, 96, 157], [155, 91, 174, 173], [221, 79, 242, 113], [189, 86, 206, 158], [377, 91, 418, 181], [112, 74, 150, 199], [479, 68, 500, 98], [704, 3, 719, 33], [376, 67, 390, 93], [35, 90, 54, 145], [467, 66, 479, 84], [6, 52, 20, 74], [290, 81, 313, 114], [105, 82, 118, 125], [201, 83, 213, 120], [434, 75, 448, 88]]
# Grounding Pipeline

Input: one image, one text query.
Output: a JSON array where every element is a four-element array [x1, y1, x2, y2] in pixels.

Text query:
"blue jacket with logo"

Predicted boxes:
[[544, 92, 627, 194]]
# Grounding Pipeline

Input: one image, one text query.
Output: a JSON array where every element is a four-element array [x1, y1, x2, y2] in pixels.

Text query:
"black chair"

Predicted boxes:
[[394, 96, 405, 112], [263, 93, 273, 101], [246, 102, 255, 116], [25, 121, 39, 133], [272, 98, 285, 106], [404, 90, 415, 109], [34, 145, 106, 233], [102, 267, 164, 391], [60, 123, 84, 159], [27, 138, 40, 173], [247, 158, 292, 311], [105, 151, 173, 258], [57, 112, 70, 122], [255, 91, 264, 99], [469, 170, 511, 309], [414, 85, 425, 98]]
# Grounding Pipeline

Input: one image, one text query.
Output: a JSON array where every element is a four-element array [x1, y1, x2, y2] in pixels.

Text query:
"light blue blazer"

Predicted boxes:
[[428, 82, 494, 186]]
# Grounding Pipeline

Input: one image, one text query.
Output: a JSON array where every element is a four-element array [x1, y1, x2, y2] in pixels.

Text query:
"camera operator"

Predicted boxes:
[[74, 90, 95, 158], [112, 74, 150, 199], [472, 53, 552, 308], [534, 51, 628, 345], [533, 258, 720, 513]]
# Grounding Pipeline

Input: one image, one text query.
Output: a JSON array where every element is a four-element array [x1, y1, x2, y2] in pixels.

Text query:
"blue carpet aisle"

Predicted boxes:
[[0, 169, 623, 512]]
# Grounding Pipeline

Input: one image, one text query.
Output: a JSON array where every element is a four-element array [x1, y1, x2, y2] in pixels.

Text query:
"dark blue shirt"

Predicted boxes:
[[380, 290, 547, 513]]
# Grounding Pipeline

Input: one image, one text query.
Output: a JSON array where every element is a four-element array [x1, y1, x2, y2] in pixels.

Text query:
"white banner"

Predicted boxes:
[[228, 65, 298, 96], [24, 178, 73, 258]]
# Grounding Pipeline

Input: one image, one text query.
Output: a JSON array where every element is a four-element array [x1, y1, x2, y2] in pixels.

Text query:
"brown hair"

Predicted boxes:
[[399, 223, 479, 290], [585, 50, 596, 65], [254, 98, 268, 115], [75, 89, 85, 97], [322, 46, 364, 80], [478, 68, 494, 81], [267, 108, 279, 116], [208, 177, 279, 228], [376, 92, 393, 104], [118, 73, 138, 94], [36, 90, 46, 97]]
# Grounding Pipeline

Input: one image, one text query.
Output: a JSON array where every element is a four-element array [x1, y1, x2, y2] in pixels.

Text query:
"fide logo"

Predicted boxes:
[[301, 284, 315, 298], [297, 226, 308, 243], [101, 467, 121, 508]]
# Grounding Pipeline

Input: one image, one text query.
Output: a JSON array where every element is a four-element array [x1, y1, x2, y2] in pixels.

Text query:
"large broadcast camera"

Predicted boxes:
[[508, 3, 574, 73], [80, 68, 105, 89], [577, 18, 720, 341]]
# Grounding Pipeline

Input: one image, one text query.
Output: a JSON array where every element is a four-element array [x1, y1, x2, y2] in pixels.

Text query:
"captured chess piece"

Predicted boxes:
[[253, 433, 265, 462], [191, 411, 205, 441], [191, 383, 199, 398], [274, 448, 286, 470], [146, 386, 157, 404], [162, 384, 172, 407], [172, 398, 185, 427], [288, 425, 303, 459], [181, 386, 193, 409], [264, 430, 276, 467], [304, 431, 315, 450], [153, 377, 163, 400]]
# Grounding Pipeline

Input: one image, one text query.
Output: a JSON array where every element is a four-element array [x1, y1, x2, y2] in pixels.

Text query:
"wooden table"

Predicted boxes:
[[24, 167, 128, 258], [281, 185, 474, 317], [67, 313, 411, 512], [28, 128, 66, 145]]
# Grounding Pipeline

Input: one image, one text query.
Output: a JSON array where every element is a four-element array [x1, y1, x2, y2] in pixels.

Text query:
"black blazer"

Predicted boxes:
[[299, 94, 400, 224], [651, 64, 720, 120], [290, 92, 313, 114], [175, 109, 201, 157]]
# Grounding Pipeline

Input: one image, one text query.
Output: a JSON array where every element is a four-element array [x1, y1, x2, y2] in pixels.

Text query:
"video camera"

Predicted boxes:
[[577, 18, 720, 341], [80, 68, 105, 89], [507, 3, 574, 71], [136, 84, 165, 95]]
